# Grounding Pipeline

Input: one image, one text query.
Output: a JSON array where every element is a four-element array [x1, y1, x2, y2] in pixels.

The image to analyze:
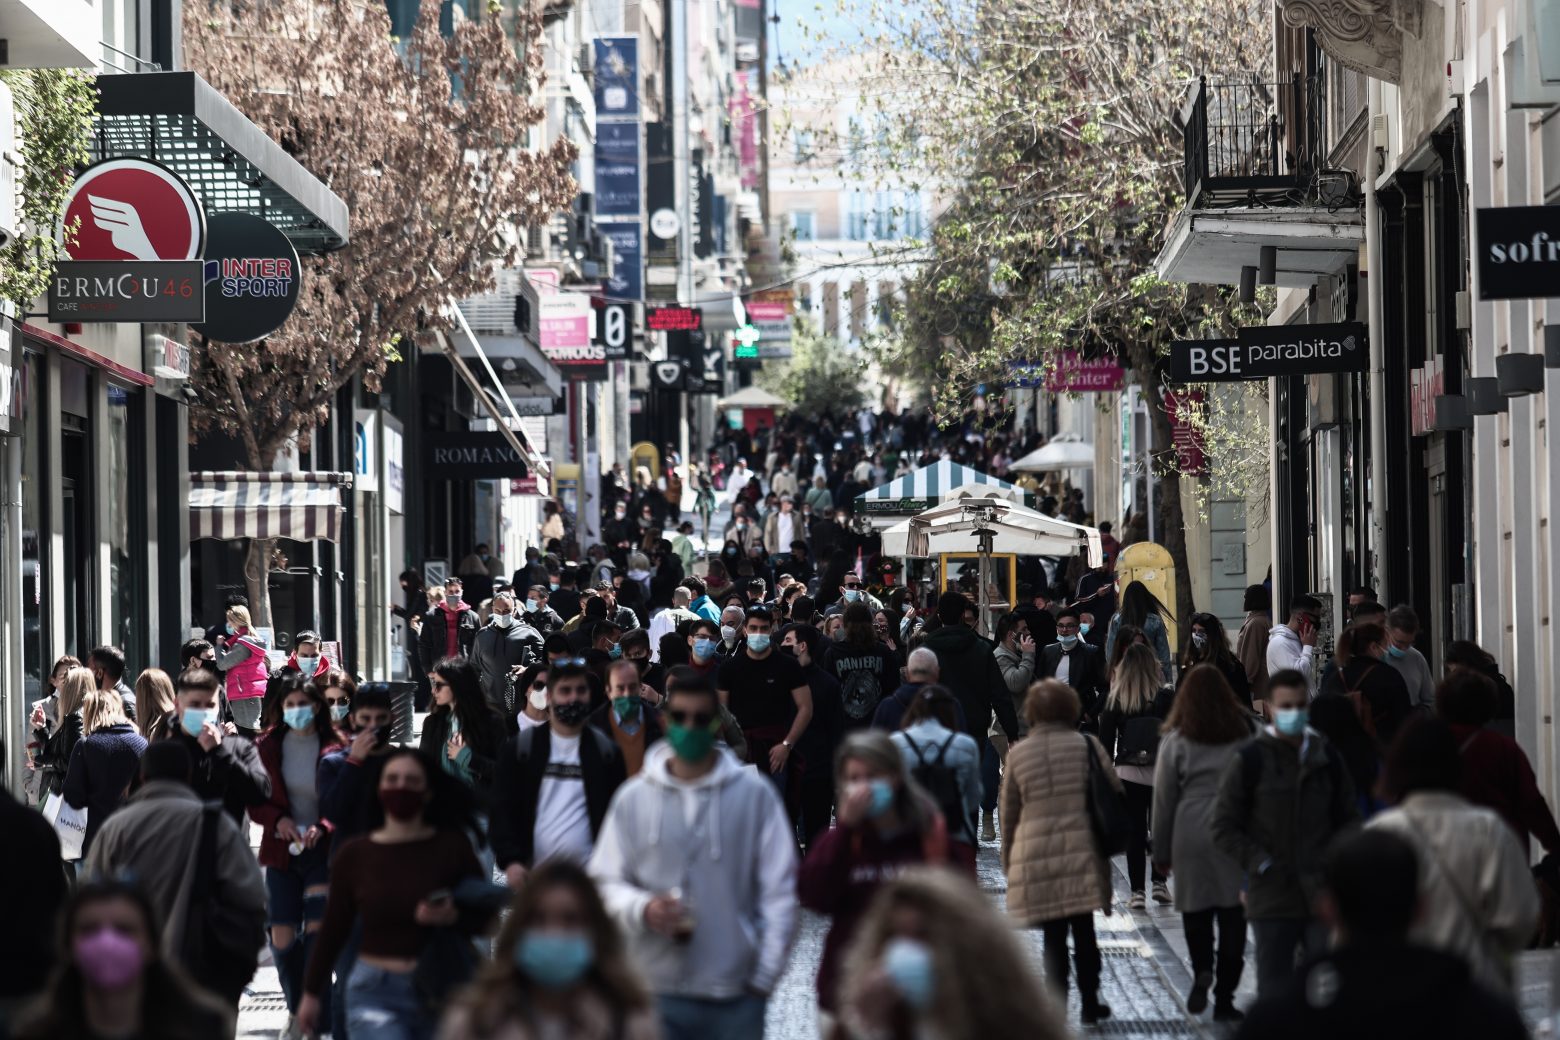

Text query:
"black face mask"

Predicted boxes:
[[553, 700, 591, 726]]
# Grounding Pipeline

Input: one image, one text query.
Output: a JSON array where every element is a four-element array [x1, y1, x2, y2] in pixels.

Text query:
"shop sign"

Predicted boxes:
[[385, 424, 404, 514], [145, 331, 190, 380], [646, 305, 701, 331], [509, 475, 546, 495], [1044, 350, 1125, 393], [1409, 357, 1444, 437], [592, 37, 639, 120], [1168, 322, 1367, 382], [60, 158, 205, 261], [522, 272, 602, 370], [48, 261, 205, 322], [1164, 389, 1207, 477], [594, 302, 633, 359], [511, 395, 566, 416], [423, 431, 529, 480], [651, 359, 687, 389], [594, 122, 641, 218], [354, 410, 379, 493], [1476, 207, 1560, 299], [601, 225, 642, 302], [192, 213, 301, 343]]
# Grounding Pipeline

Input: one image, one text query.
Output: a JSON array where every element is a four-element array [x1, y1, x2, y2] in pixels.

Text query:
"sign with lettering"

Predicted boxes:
[[1044, 351, 1125, 392], [1476, 207, 1560, 299], [422, 431, 529, 480], [1169, 323, 1367, 382], [193, 212, 301, 343], [646, 305, 702, 331], [48, 260, 205, 322]]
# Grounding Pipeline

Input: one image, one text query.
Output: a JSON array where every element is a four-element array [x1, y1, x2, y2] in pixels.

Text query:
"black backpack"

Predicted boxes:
[[902, 733, 970, 842]]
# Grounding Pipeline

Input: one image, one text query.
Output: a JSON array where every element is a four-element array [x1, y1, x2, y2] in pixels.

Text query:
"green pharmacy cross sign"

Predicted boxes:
[[732, 324, 760, 360]]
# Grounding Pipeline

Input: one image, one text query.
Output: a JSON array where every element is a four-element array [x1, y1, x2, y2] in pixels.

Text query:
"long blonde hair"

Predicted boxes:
[[135, 668, 177, 740], [81, 689, 129, 735], [1106, 643, 1163, 716], [57, 666, 95, 718], [838, 869, 1068, 1040]]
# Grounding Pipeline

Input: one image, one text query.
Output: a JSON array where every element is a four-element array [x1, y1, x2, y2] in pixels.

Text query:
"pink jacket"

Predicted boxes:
[[225, 632, 270, 701]]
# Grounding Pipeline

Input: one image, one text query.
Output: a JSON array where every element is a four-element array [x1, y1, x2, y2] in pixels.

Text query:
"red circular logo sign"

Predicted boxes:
[[59, 159, 205, 261]]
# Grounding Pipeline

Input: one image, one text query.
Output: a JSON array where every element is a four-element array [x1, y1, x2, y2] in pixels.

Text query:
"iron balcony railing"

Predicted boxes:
[[1182, 73, 1323, 207]]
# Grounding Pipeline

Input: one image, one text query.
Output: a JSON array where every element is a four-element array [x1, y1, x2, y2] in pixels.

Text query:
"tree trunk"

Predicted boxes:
[[244, 537, 276, 632], [1144, 377, 1196, 646]]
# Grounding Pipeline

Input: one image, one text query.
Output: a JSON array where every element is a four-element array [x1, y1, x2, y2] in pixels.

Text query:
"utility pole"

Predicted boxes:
[[672, 0, 691, 480]]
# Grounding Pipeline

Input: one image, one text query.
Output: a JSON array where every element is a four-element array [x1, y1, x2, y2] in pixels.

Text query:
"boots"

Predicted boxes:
[[980, 809, 996, 842], [1080, 995, 1113, 1025]]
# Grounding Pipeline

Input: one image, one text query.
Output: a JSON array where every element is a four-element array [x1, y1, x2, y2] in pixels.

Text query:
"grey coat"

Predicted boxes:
[[1152, 730, 1248, 912]]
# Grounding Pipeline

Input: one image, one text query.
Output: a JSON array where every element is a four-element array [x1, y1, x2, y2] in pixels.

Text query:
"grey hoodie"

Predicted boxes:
[[588, 741, 799, 999]]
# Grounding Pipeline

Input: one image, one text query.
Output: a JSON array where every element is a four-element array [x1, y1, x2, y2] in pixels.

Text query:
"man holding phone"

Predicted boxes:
[[163, 666, 270, 824], [1266, 595, 1322, 699], [316, 687, 398, 852]]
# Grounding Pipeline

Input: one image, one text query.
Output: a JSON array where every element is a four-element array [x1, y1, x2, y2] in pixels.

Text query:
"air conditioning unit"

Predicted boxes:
[[0, 82, 17, 248]]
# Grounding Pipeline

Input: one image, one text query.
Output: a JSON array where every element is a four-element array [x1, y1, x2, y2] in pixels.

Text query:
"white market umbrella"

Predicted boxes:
[[716, 385, 789, 409], [900, 496, 1103, 566], [1010, 432, 1095, 472]]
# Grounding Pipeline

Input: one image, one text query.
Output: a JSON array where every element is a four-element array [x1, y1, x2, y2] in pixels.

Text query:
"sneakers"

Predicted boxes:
[[1152, 880, 1173, 904], [277, 1017, 303, 1040], [1213, 1002, 1246, 1022], [1127, 890, 1146, 910], [980, 810, 996, 843], [1186, 970, 1213, 1014], [1080, 997, 1113, 1025]]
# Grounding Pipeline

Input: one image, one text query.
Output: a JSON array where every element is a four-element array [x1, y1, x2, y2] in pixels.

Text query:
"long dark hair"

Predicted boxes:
[[263, 671, 338, 753], [430, 656, 502, 756], [445, 861, 650, 1032], [1182, 612, 1237, 672], [1116, 581, 1167, 630], [1163, 664, 1250, 745], [13, 882, 232, 1040], [366, 748, 483, 838], [1335, 622, 1386, 669], [841, 602, 877, 648]]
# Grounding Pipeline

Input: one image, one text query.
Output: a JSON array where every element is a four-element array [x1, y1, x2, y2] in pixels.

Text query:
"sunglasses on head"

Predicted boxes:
[[666, 709, 715, 728]]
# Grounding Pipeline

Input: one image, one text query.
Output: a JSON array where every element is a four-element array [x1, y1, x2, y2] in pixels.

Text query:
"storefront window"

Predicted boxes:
[[106, 384, 146, 671], [20, 352, 41, 697]]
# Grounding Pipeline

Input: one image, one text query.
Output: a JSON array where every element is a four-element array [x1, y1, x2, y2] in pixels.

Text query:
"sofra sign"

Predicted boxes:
[[1476, 207, 1560, 300], [1169, 323, 1367, 382]]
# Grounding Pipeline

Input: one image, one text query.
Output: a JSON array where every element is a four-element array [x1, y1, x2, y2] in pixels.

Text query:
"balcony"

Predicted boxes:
[[1156, 73, 1363, 289], [0, 0, 96, 68]]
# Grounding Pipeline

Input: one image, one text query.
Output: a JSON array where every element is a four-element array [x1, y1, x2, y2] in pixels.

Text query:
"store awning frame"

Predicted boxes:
[[92, 71, 350, 254], [189, 471, 353, 543]]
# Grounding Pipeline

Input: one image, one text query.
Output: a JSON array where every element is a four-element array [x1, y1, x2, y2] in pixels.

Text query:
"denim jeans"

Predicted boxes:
[[658, 993, 768, 1040], [346, 963, 436, 1040], [265, 849, 330, 1015]]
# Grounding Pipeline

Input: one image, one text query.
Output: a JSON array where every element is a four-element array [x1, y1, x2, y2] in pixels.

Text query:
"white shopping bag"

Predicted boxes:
[[42, 792, 86, 861]]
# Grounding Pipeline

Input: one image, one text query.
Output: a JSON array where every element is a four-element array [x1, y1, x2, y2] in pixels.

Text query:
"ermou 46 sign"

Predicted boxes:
[[1170, 322, 1367, 382]]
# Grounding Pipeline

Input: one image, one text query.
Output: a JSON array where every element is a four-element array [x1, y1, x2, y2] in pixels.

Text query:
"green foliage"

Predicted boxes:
[[0, 69, 96, 311], [758, 319, 869, 417]]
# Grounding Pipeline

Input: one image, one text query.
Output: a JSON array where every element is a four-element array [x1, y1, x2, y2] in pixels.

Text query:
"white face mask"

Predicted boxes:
[[720, 624, 737, 643], [296, 656, 317, 673], [492, 613, 514, 629], [527, 685, 549, 711]]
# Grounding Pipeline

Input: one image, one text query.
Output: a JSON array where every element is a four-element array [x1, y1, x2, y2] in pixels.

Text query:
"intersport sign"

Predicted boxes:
[[1476, 207, 1560, 300], [1169, 322, 1367, 382]]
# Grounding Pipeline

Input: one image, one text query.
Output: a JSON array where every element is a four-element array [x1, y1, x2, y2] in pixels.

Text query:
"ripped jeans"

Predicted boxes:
[[346, 963, 435, 1040]]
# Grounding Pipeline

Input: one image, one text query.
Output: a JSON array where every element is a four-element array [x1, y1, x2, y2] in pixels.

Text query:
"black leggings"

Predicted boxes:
[[1183, 905, 1247, 1002], [1040, 913, 1101, 998], [1122, 780, 1166, 892]]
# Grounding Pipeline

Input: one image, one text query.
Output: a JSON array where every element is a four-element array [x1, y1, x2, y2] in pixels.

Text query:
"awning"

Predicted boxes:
[[716, 385, 788, 409], [1011, 433, 1095, 472], [887, 496, 1102, 566], [92, 72, 350, 254], [856, 459, 1017, 514], [190, 471, 353, 542]]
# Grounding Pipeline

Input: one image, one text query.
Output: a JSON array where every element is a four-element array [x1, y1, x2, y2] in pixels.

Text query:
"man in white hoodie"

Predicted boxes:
[[1266, 594, 1321, 698], [589, 665, 799, 1039]]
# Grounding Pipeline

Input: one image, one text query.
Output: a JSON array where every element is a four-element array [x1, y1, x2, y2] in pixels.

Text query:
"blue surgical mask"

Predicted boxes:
[[224, 623, 236, 636], [330, 704, 350, 722], [525, 599, 538, 613], [866, 778, 895, 818], [283, 706, 314, 731], [514, 930, 594, 989], [1385, 645, 1407, 660], [693, 637, 718, 660], [1274, 707, 1309, 737], [608, 643, 622, 659], [844, 588, 861, 602], [549, 583, 559, 592], [181, 708, 214, 737], [747, 633, 772, 654], [1079, 622, 1091, 636], [1059, 634, 1079, 649], [882, 937, 935, 1009], [295, 655, 317, 673]]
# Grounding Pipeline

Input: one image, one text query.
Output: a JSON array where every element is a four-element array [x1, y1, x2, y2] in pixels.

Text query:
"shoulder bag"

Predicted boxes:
[[1083, 734, 1131, 856]]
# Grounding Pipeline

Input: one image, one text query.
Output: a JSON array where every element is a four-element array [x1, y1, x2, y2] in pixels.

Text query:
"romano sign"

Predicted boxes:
[[423, 432, 529, 480], [1169, 322, 1367, 382], [1476, 207, 1560, 299]]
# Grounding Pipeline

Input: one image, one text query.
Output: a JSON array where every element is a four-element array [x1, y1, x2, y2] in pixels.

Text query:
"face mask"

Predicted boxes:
[[747, 633, 772, 654], [330, 704, 351, 722], [720, 625, 737, 643], [1274, 707, 1309, 737], [666, 721, 718, 762], [1191, 632, 1208, 648], [549, 583, 559, 592], [225, 623, 236, 636], [283, 706, 314, 731], [378, 787, 425, 822], [553, 700, 592, 726], [866, 778, 895, 818], [181, 708, 214, 737], [514, 930, 594, 989], [615, 509, 626, 519], [528, 686, 550, 711], [1079, 622, 1091, 636], [1385, 645, 1407, 660], [1058, 635, 1078, 649], [843, 588, 861, 602], [612, 695, 642, 722], [296, 655, 317, 673], [525, 599, 539, 613], [480, 553, 490, 562], [74, 927, 144, 991], [882, 937, 935, 1010], [492, 613, 513, 629], [693, 638, 718, 661]]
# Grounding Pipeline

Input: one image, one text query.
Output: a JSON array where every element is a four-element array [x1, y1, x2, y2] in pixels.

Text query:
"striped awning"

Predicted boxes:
[[189, 471, 353, 542], [856, 460, 1017, 514]]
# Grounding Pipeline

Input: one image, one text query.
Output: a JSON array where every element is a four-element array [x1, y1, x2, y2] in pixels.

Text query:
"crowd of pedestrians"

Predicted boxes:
[[1, 406, 1554, 1040]]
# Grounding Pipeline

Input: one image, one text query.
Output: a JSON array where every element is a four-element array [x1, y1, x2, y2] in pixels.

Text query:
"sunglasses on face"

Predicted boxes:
[[666, 710, 715, 728]]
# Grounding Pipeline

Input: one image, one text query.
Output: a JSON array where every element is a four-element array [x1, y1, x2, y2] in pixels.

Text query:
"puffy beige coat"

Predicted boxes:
[[1000, 722, 1119, 924]]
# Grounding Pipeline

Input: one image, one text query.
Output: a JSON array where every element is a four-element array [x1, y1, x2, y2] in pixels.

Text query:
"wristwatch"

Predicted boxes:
[[781, 739, 793, 749]]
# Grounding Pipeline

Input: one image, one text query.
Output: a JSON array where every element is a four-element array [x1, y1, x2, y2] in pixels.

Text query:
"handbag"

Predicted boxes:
[[42, 792, 87, 861], [1115, 715, 1164, 767], [1082, 734, 1131, 856]]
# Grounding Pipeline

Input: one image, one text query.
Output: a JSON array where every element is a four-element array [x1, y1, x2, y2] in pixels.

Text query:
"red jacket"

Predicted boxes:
[[1450, 723, 1560, 857], [249, 725, 344, 868]]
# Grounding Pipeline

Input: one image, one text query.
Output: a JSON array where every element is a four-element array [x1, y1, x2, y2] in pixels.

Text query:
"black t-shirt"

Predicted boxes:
[[824, 642, 900, 728], [718, 650, 807, 731]]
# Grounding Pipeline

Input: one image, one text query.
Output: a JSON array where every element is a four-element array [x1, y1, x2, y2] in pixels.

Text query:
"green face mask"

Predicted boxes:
[[665, 721, 718, 762], [612, 695, 641, 723]]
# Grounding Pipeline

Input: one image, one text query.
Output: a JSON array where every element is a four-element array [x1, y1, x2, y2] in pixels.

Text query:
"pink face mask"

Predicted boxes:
[[74, 926, 144, 990]]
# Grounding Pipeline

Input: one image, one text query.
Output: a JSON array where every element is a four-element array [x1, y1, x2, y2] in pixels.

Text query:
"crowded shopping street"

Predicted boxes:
[[9, 0, 1560, 1038]]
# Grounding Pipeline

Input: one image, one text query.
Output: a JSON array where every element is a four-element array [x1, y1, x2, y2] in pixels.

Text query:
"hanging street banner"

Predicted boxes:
[[601, 224, 642, 301], [193, 212, 301, 343], [593, 37, 639, 121], [594, 122, 641, 218], [1169, 322, 1368, 382]]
